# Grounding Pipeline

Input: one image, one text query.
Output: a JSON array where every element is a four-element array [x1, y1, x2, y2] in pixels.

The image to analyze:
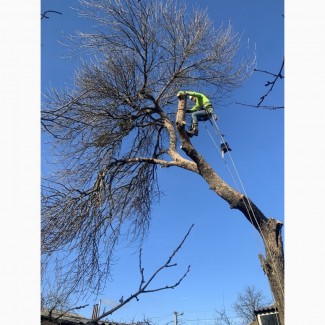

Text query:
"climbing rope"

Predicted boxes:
[[203, 123, 241, 192], [203, 121, 265, 258], [182, 99, 283, 323], [211, 117, 283, 289], [203, 114, 284, 318]]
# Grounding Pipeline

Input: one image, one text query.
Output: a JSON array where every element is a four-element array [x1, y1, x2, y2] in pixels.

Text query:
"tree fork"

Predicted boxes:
[[175, 96, 284, 324]]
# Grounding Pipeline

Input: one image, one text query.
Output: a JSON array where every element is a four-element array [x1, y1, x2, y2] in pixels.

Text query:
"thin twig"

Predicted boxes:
[[235, 102, 284, 110], [41, 10, 63, 19], [236, 58, 284, 110], [255, 58, 285, 107]]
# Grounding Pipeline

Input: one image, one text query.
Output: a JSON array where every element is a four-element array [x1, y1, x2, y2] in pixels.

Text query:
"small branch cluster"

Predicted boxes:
[[236, 58, 284, 110]]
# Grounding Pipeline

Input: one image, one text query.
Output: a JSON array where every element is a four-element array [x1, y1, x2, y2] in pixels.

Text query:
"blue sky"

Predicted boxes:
[[2, 1, 325, 324], [40, 1, 284, 323]]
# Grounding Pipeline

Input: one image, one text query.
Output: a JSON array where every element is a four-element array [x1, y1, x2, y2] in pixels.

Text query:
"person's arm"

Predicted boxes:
[[185, 91, 203, 99], [176, 91, 200, 112], [186, 91, 202, 112], [177, 90, 202, 98]]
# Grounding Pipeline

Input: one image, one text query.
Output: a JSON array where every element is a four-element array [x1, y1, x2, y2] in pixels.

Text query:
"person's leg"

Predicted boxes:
[[196, 110, 209, 121], [191, 112, 198, 124], [191, 110, 208, 125], [187, 111, 203, 137]]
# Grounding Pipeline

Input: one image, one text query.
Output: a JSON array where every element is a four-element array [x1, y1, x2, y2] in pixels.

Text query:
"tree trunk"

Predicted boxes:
[[175, 97, 284, 324], [259, 219, 284, 325]]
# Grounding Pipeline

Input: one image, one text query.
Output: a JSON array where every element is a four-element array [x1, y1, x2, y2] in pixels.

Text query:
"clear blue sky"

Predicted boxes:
[[41, 1, 284, 323], [3, 1, 325, 325]]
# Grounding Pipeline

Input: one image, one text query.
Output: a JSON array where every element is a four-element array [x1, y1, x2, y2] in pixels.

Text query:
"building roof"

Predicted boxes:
[[253, 305, 277, 315], [41, 309, 126, 325]]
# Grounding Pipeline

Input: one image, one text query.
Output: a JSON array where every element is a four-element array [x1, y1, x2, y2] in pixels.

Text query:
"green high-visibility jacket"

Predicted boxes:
[[185, 91, 213, 113]]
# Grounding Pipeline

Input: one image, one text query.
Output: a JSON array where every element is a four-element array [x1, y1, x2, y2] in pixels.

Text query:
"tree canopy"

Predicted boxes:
[[41, 0, 254, 300]]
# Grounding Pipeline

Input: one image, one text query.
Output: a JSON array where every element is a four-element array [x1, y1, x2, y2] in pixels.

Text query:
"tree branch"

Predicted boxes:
[[41, 10, 62, 20], [255, 58, 284, 107], [235, 102, 284, 110], [236, 58, 284, 110], [87, 224, 194, 324]]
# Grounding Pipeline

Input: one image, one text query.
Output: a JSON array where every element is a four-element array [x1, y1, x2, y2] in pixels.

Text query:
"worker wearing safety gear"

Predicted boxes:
[[176, 91, 217, 137]]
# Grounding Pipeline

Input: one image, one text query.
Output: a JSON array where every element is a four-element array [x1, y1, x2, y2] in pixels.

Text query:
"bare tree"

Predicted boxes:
[[215, 307, 234, 325], [41, 262, 90, 324], [232, 286, 271, 324], [214, 286, 271, 325], [42, 0, 283, 323]]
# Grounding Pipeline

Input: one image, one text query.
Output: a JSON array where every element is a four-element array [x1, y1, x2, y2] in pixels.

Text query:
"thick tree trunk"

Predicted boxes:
[[259, 219, 284, 324], [175, 97, 284, 324]]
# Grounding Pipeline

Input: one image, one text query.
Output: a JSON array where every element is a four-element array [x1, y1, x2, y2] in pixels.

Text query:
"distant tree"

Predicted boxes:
[[233, 286, 272, 324], [215, 307, 234, 325], [41, 284, 72, 317], [215, 286, 272, 325], [41, 0, 283, 323]]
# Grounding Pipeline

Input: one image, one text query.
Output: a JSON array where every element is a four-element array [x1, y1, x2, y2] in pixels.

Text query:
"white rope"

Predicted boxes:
[[203, 121, 265, 255], [188, 104, 283, 323], [204, 116, 284, 301], [185, 102, 282, 321], [204, 119, 283, 324], [203, 123, 242, 192]]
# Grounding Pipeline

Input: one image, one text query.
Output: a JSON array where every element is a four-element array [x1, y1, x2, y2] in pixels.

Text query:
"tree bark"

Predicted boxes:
[[175, 97, 284, 324], [259, 219, 284, 325]]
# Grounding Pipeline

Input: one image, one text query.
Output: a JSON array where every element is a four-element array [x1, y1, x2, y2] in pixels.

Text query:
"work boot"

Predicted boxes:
[[186, 123, 198, 137]]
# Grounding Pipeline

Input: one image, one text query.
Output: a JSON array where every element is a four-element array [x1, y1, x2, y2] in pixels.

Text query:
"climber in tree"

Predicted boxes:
[[176, 91, 217, 137]]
